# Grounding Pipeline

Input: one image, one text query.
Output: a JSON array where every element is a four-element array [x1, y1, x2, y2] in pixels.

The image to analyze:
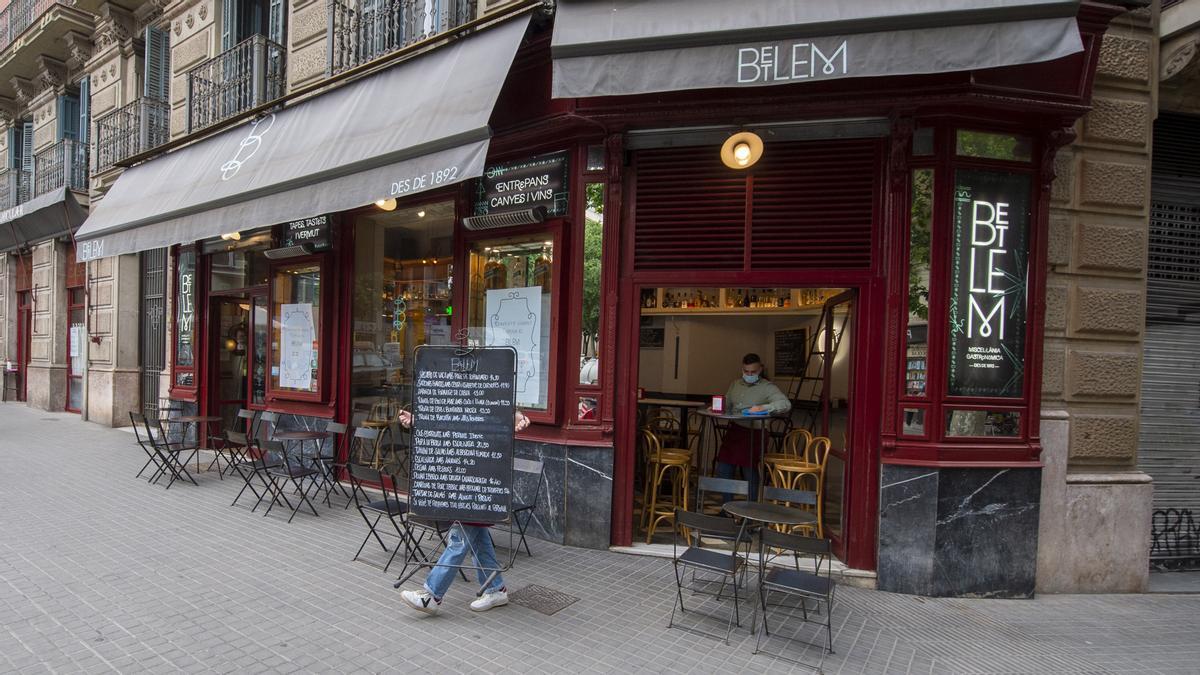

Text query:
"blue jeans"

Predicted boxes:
[[716, 462, 760, 503], [424, 524, 505, 600]]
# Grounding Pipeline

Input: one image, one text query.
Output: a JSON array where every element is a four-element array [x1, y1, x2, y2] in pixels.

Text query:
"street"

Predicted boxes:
[[1, 403, 1197, 674]]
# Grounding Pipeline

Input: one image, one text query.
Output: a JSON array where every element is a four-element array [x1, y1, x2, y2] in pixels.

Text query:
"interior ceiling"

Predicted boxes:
[[356, 199, 455, 260]]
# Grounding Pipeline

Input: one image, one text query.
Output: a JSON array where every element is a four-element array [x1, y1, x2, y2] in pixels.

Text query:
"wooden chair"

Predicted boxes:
[[639, 429, 692, 543], [645, 412, 683, 448], [770, 436, 832, 537], [764, 428, 811, 487]]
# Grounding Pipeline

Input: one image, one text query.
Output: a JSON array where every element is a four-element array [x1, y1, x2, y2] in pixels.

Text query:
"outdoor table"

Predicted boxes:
[[695, 408, 788, 496], [169, 415, 223, 472], [273, 430, 327, 467]]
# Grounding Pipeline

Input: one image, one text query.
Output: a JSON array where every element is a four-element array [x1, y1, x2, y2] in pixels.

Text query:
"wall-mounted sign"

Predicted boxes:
[[947, 170, 1031, 398], [175, 250, 196, 369], [282, 214, 332, 251], [474, 151, 570, 218], [774, 328, 808, 377]]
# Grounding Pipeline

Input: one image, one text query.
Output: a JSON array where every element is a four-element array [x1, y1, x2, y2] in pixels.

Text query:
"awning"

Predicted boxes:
[[74, 13, 532, 261], [552, 0, 1085, 98], [0, 188, 87, 253]]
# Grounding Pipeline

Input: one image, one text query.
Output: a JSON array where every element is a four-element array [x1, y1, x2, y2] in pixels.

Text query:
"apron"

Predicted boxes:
[[715, 424, 766, 468]]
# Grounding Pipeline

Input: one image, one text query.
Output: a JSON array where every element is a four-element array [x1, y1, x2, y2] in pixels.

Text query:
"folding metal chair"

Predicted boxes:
[[313, 422, 352, 506], [263, 439, 322, 522], [130, 412, 168, 480], [257, 411, 280, 442], [669, 508, 751, 644], [141, 415, 199, 489], [228, 430, 284, 511], [506, 457, 544, 557], [347, 464, 421, 573], [345, 427, 381, 507], [753, 528, 837, 664]]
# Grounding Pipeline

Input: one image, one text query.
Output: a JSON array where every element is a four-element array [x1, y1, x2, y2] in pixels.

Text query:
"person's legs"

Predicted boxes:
[[464, 526, 509, 611], [423, 524, 471, 600], [716, 461, 738, 503], [744, 463, 760, 502]]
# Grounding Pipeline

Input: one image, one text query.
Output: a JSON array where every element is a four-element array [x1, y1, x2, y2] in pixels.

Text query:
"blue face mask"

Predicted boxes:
[[742, 373, 760, 385]]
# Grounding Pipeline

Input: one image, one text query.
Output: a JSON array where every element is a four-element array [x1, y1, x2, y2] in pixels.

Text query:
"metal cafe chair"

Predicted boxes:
[[141, 415, 199, 489], [691, 476, 755, 592], [762, 486, 820, 537], [669, 508, 752, 644], [347, 463, 418, 573], [228, 431, 285, 512], [493, 457, 544, 558], [752, 528, 837, 665], [262, 439, 322, 523], [314, 422, 352, 507], [129, 412, 169, 481], [257, 410, 281, 441]]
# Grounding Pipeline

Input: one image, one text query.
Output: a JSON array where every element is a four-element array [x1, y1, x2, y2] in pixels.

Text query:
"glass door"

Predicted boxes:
[[65, 287, 85, 412], [818, 289, 855, 560], [210, 297, 252, 432]]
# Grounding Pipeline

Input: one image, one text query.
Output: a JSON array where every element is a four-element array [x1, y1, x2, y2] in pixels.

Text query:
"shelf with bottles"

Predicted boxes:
[[905, 344, 928, 397], [640, 287, 840, 315]]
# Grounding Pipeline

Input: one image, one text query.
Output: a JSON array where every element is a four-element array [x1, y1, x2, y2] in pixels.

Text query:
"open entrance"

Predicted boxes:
[[633, 286, 856, 559], [203, 243, 269, 431]]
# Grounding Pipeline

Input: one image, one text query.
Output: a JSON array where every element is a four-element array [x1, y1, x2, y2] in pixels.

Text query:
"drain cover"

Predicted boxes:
[[508, 585, 579, 616]]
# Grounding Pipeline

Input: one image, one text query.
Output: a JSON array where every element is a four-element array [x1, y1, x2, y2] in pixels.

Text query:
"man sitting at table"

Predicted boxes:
[[715, 353, 792, 501]]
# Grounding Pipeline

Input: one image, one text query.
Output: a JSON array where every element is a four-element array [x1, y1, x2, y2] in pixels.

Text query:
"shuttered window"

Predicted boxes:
[[633, 139, 880, 272], [78, 76, 90, 145], [57, 95, 80, 141], [144, 26, 171, 101]]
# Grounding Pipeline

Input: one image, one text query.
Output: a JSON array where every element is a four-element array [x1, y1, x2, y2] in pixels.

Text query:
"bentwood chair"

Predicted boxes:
[[669, 508, 752, 644], [752, 529, 836, 665], [640, 430, 692, 543]]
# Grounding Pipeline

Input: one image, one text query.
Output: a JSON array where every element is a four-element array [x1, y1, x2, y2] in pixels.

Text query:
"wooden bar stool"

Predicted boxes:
[[770, 436, 831, 537], [639, 429, 692, 543], [764, 428, 811, 487]]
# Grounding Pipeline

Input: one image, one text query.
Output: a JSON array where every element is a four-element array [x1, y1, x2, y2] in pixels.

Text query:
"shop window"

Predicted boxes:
[[350, 200, 454, 409], [955, 130, 1032, 163], [912, 128, 934, 156], [251, 295, 268, 404], [945, 410, 1021, 438], [270, 261, 322, 397], [209, 248, 269, 291], [900, 407, 926, 437], [468, 234, 555, 411], [173, 248, 197, 388], [586, 144, 605, 172], [946, 169, 1031, 399], [905, 169, 933, 399]]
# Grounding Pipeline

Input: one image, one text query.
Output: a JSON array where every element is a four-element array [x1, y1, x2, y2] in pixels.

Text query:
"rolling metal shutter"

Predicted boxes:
[[1140, 112, 1200, 515], [633, 138, 880, 272]]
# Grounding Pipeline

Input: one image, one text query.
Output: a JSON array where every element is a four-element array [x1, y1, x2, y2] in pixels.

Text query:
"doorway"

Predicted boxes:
[[14, 289, 30, 402], [208, 294, 268, 432]]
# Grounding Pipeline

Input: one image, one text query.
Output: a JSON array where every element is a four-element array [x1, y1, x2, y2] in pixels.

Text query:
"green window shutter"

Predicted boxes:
[[144, 25, 171, 101], [78, 76, 90, 145], [57, 95, 81, 141], [21, 122, 32, 173], [221, 0, 237, 50]]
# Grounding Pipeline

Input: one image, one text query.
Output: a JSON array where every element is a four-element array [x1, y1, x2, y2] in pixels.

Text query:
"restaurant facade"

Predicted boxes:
[[67, 0, 1155, 597]]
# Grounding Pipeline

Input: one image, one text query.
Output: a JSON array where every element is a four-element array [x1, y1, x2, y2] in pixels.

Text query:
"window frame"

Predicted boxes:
[[168, 245, 200, 399], [266, 253, 332, 404], [571, 147, 608, 427]]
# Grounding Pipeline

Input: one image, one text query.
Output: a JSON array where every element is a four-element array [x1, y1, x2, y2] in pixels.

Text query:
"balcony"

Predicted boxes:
[[187, 34, 286, 134], [33, 138, 87, 196], [327, 0, 477, 75], [0, 167, 30, 210], [0, 0, 72, 53], [93, 98, 170, 174], [0, 0, 91, 103]]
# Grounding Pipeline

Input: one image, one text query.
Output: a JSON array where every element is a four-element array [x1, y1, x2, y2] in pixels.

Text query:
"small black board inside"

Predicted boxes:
[[409, 346, 516, 523]]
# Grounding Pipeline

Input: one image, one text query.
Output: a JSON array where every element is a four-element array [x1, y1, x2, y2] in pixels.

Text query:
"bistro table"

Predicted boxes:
[[273, 430, 327, 466], [721, 500, 819, 589], [695, 408, 788, 495], [167, 415, 223, 473]]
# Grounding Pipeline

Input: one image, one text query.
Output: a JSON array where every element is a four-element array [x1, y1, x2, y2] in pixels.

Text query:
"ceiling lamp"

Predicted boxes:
[[720, 131, 764, 170], [220, 231, 241, 241], [375, 198, 397, 211]]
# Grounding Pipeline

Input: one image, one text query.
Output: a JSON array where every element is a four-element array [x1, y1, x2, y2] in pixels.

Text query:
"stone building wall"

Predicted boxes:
[[1036, 4, 1157, 593], [25, 240, 67, 410]]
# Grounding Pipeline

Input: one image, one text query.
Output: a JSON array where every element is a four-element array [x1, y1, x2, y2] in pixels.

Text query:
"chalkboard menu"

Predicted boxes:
[[947, 170, 1030, 398], [409, 346, 516, 523], [474, 151, 570, 217], [774, 328, 808, 377]]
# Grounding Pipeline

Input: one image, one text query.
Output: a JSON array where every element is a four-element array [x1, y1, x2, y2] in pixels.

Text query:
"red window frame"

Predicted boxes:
[[266, 253, 332, 405], [168, 245, 200, 399], [570, 143, 609, 428], [888, 123, 1045, 465]]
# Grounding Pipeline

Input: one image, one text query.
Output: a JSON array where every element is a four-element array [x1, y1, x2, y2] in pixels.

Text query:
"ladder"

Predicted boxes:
[[789, 290, 854, 432]]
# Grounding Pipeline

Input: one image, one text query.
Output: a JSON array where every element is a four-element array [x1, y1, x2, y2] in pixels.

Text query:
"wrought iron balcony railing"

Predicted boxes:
[[0, 0, 72, 54], [93, 97, 170, 174], [33, 138, 88, 196], [0, 167, 31, 211], [327, 0, 477, 76], [187, 34, 286, 134]]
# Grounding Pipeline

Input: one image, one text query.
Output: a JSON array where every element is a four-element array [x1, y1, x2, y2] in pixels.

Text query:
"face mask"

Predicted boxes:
[[742, 373, 760, 385]]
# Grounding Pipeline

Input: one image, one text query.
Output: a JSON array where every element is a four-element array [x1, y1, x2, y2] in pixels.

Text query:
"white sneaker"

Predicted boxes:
[[401, 589, 440, 615], [470, 589, 509, 612]]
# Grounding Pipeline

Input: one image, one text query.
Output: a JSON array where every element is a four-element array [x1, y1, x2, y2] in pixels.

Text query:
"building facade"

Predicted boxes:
[[3, 0, 1193, 596]]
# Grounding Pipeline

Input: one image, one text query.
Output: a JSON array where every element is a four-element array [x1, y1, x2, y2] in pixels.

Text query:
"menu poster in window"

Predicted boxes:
[[279, 303, 315, 390], [947, 170, 1030, 398], [409, 346, 515, 523], [773, 328, 807, 377], [485, 287, 542, 407]]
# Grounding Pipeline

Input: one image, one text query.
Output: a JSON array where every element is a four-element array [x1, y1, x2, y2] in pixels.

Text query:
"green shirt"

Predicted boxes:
[[725, 378, 792, 426]]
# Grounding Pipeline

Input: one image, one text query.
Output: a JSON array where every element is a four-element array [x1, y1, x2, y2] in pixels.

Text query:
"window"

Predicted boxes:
[[468, 234, 556, 411], [955, 130, 1032, 163], [173, 248, 197, 388], [905, 169, 933, 400], [578, 182, 604, 421], [270, 261, 322, 397], [350, 200, 454, 409]]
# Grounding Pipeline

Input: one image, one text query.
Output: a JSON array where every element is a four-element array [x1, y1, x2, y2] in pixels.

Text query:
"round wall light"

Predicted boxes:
[[720, 131, 764, 170], [375, 198, 397, 211]]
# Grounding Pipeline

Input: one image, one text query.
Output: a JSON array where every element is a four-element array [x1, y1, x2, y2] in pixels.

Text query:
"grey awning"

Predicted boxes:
[[75, 14, 531, 261], [552, 0, 1084, 98], [0, 188, 87, 253]]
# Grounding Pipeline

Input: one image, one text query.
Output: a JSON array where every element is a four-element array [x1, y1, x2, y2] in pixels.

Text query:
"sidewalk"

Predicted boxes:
[[1, 402, 1198, 674]]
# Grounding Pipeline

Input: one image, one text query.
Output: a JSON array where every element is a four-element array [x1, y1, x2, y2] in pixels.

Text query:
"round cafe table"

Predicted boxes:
[[695, 408, 788, 497], [722, 500, 818, 584], [169, 415, 223, 472], [273, 430, 327, 467]]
